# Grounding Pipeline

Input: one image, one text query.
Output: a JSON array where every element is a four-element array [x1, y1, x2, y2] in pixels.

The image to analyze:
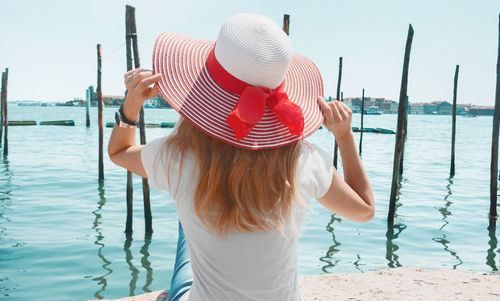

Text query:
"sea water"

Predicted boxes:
[[0, 105, 498, 300]]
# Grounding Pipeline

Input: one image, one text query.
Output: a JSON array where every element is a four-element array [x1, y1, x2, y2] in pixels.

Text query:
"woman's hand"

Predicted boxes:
[[122, 68, 162, 122], [318, 96, 353, 141]]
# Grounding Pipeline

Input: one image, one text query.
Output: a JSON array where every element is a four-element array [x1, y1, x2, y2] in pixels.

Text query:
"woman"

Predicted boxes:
[[109, 13, 374, 301]]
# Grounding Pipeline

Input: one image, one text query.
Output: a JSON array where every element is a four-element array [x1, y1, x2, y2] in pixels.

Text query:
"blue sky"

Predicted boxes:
[[1, 0, 499, 106]]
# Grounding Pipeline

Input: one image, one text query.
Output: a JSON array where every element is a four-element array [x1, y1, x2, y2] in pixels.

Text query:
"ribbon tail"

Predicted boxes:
[[226, 86, 268, 140], [268, 93, 304, 136]]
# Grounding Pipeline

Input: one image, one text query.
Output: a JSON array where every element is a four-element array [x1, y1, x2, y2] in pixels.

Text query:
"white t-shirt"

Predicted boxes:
[[141, 137, 334, 301]]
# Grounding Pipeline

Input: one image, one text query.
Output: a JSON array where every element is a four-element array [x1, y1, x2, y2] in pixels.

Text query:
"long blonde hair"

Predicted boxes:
[[163, 117, 301, 236]]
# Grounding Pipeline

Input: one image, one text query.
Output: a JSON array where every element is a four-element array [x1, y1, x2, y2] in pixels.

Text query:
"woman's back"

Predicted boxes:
[[142, 137, 333, 300]]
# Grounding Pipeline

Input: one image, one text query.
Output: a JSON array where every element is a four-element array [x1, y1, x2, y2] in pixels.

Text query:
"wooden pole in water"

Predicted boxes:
[[388, 24, 414, 231], [283, 14, 290, 35], [86, 87, 91, 127], [2, 68, 8, 156], [333, 57, 343, 168], [124, 6, 134, 236], [97, 45, 104, 182], [451, 65, 459, 177], [125, 5, 152, 235], [130, 5, 152, 235], [359, 88, 365, 155], [490, 14, 500, 226], [0, 71, 4, 147], [399, 95, 409, 176]]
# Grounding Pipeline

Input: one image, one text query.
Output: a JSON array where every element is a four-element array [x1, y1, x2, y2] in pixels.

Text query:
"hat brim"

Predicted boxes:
[[152, 32, 324, 150]]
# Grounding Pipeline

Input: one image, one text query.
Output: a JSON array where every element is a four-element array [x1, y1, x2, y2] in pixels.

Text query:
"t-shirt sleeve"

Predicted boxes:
[[299, 141, 334, 199], [141, 136, 169, 191]]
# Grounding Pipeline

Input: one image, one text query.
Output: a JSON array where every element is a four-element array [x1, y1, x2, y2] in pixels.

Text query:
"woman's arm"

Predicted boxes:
[[317, 97, 375, 222], [108, 68, 162, 177]]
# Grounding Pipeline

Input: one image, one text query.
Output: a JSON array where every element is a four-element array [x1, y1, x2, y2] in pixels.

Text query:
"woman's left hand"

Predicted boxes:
[[122, 68, 162, 121]]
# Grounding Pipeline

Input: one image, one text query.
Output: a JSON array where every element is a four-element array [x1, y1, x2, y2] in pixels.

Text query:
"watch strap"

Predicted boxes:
[[119, 104, 138, 126]]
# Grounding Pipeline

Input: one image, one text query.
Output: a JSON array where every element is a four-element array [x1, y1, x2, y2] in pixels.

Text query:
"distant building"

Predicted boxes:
[[468, 106, 494, 116], [456, 103, 470, 115], [409, 102, 425, 114], [423, 103, 436, 114], [102, 95, 125, 106], [343, 96, 396, 114], [431, 101, 452, 115]]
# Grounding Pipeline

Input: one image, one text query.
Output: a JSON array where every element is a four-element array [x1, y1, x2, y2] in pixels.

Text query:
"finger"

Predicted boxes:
[[144, 84, 160, 100], [317, 97, 332, 121], [341, 102, 353, 116], [336, 101, 348, 120], [137, 74, 162, 90], [124, 68, 142, 80], [330, 100, 342, 122], [127, 70, 153, 89], [124, 68, 143, 85]]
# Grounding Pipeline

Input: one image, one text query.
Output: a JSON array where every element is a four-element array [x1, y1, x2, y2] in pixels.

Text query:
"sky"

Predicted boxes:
[[0, 0, 499, 106]]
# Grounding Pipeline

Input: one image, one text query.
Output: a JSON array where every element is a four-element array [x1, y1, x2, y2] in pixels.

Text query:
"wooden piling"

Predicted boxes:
[[283, 14, 290, 35], [97, 45, 104, 182], [399, 95, 409, 176], [451, 65, 459, 177], [86, 87, 91, 127], [388, 24, 414, 231], [359, 88, 365, 155], [333, 57, 343, 168], [2, 68, 8, 156], [489, 14, 500, 226], [126, 5, 152, 235], [0, 71, 4, 147], [124, 6, 134, 236]]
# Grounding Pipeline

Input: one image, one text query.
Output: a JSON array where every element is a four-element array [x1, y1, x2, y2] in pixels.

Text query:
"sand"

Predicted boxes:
[[89, 267, 500, 301]]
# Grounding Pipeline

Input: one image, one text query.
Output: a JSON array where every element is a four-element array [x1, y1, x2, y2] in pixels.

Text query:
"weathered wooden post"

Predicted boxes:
[[283, 14, 290, 35], [359, 88, 365, 155], [86, 87, 91, 127], [333, 57, 343, 168], [126, 4, 152, 235], [388, 24, 414, 231], [399, 95, 409, 176], [490, 14, 500, 226], [451, 65, 459, 177], [0, 71, 4, 146], [97, 45, 104, 182], [2, 68, 8, 156]]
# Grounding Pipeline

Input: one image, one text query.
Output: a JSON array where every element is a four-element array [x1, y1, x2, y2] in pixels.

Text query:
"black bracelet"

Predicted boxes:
[[119, 104, 139, 126]]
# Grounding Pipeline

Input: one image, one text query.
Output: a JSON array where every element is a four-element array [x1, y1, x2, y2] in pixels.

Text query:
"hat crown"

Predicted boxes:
[[214, 13, 293, 89]]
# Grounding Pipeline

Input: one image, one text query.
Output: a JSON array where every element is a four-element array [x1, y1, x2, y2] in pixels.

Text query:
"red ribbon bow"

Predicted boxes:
[[206, 49, 304, 141]]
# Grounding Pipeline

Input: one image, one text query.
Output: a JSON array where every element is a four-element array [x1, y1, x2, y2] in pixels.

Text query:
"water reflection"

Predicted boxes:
[[432, 177, 462, 269], [92, 184, 113, 300], [140, 236, 153, 292], [319, 214, 342, 273], [124, 235, 139, 296], [353, 253, 364, 272], [487, 223, 499, 272], [0, 157, 13, 225], [386, 175, 406, 268], [123, 234, 154, 296], [0, 157, 14, 297]]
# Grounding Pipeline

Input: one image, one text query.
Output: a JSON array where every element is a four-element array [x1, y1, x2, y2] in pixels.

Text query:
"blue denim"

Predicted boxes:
[[167, 221, 193, 301]]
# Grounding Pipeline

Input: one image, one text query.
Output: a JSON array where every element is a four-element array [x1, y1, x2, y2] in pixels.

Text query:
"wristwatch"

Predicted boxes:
[[115, 105, 138, 128]]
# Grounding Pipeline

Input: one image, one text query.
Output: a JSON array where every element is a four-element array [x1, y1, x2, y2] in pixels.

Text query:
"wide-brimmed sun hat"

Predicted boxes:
[[152, 13, 324, 149]]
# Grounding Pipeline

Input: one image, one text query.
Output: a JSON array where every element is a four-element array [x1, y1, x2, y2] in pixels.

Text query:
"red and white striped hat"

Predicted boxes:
[[153, 13, 324, 149]]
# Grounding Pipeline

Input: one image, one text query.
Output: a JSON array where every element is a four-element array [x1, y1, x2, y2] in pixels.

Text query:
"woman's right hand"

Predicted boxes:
[[318, 97, 353, 140]]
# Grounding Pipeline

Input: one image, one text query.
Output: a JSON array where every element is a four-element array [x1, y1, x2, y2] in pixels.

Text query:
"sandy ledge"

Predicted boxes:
[[89, 267, 500, 301]]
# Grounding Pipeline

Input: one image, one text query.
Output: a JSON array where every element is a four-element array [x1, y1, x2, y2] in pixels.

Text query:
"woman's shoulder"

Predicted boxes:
[[298, 140, 332, 167]]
